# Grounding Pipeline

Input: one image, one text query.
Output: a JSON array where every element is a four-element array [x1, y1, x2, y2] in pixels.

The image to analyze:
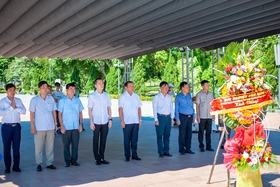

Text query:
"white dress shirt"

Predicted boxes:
[[88, 91, 112, 124], [152, 92, 174, 121], [0, 97, 26, 123], [118, 91, 142, 124], [29, 95, 57, 131]]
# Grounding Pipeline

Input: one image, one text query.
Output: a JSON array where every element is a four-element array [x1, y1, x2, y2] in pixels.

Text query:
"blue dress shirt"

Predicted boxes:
[[175, 92, 194, 122], [58, 95, 84, 130]]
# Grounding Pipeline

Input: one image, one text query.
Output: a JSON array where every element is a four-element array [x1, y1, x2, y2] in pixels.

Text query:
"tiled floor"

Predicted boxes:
[[0, 94, 279, 187]]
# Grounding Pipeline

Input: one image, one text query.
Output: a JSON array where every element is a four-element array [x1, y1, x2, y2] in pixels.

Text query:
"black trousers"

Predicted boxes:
[[93, 124, 109, 161], [62, 129, 80, 163], [123, 124, 139, 158], [178, 114, 193, 152], [1, 124, 21, 169], [198, 119, 212, 149]]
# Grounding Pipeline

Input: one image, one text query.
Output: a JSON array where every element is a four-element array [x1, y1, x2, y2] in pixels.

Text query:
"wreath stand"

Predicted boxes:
[[207, 126, 231, 187]]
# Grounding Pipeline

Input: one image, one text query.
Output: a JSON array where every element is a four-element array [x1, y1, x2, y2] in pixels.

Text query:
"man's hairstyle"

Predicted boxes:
[[5, 83, 15, 91], [124, 81, 134, 87], [66, 82, 76, 89], [201, 80, 209, 86], [38, 81, 48, 88], [55, 82, 60, 87], [94, 78, 103, 85], [159, 81, 168, 87], [179, 81, 188, 89]]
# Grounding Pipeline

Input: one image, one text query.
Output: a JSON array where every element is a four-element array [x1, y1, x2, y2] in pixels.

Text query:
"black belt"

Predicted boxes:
[[3, 123, 20, 127], [157, 113, 171, 117], [179, 113, 192, 118]]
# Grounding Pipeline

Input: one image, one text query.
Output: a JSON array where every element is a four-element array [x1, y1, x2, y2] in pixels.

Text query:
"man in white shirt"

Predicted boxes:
[[0, 83, 26, 173], [29, 81, 57, 172], [52, 82, 64, 133], [88, 78, 112, 165], [118, 81, 142, 162], [152, 81, 174, 158]]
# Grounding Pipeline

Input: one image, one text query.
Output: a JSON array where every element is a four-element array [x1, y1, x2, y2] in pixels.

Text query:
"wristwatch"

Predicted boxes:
[[109, 118, 113, 121]]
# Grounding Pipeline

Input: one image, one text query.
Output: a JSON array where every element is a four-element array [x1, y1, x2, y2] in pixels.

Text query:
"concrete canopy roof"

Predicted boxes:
[[0, 0, 280, 60]]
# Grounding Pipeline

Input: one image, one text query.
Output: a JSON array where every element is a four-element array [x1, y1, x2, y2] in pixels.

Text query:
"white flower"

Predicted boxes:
[[248, 161, 253, 166], [252, 157, 258, 165], [230, 75, 239, 83], [243, 152, 249, 159]]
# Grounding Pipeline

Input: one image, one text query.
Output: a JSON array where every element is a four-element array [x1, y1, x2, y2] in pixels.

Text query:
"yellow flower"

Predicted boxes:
[[237, 69, 243, 76]]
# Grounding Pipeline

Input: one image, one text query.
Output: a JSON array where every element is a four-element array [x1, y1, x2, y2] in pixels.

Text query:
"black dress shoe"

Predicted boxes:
[[64, 162, 70, 167], [200, 148, 205, 152], [46, 164, 56, 169], [159, 154, 164, 158], [36, 165, 42, 172], [71, 162, 80, 166], [132, 156, 141, 160], [163, 153, 173, 157], [5, 168, 10, 173], [101, 160, 109, 164], [95, 160, 102, 165], [12, 168, 21, 172], [206, 148, 214, 151], [125, 157, 130, 162], [185, 150, 195, 154], [179, 150, 185, 155]]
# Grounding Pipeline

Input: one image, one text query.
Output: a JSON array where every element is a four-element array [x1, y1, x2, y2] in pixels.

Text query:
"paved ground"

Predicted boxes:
[[0, 94, 279, 187]]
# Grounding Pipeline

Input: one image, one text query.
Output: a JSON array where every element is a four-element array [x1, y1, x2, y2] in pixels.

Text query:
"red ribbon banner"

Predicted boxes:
[[210, 91, 272, 115]]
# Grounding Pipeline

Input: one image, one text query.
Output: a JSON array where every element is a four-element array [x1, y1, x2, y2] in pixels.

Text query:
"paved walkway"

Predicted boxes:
[[0, 94, 280, 187]]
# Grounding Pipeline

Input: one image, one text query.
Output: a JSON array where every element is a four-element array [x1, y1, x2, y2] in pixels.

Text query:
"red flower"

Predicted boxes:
[[239, 147, 244, 152], [248, 50, 253, 54], [225, 75, 230, 80], [228, 63, 233, 69], [246, 148, 250, 153], [246, 158, 251, 163], [250, 77, 255, 81], [268, 157, 271, 161], [226, 67, 231, 72], [266, 142, 271, 147], [260, 158, 265, 163]]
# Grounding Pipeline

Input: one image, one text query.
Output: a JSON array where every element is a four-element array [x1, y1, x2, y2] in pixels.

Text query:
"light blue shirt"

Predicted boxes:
[[29, 95, 57, 131], [58, 95, 84, 130], [175, 92, 194, 121], [0, 97, 26, 123], [88, 91, 112, 125], [152, 92, 174, 121], [118, 91, 142, 124]]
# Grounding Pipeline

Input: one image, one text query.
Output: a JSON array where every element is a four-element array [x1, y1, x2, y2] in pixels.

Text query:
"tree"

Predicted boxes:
[[134, 62, 149, 95], [106, 66, 119, 94], [162, 50, 179, 91], [85, 65, 99, 94], [70, 66, 81, 91]]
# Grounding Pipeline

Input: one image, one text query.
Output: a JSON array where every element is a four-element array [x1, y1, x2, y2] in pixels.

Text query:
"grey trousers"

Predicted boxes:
[[62, 129, 80, 163], [34, 130, 55, 166]]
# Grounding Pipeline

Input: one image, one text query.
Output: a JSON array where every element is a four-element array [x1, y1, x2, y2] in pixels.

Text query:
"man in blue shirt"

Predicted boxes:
[[58, 82, 84, 167], [0, 83, 26, 173], [175, 82, 195, 155]]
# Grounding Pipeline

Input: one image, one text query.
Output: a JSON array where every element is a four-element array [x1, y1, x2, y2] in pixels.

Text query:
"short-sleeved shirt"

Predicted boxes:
[[0, 97, 26, 123], [29, 95, 57, 131], [58, 95, 84, 130], [118, 91, 142, 124], [88, 91, 112, 125], [152, 92, 174, 121], [196, 90, 214, 119], [52, 90, 64, 108]]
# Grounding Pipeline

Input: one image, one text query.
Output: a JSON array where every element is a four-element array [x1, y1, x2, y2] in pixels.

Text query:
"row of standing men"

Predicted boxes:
[[0, 79, 216, 173]]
